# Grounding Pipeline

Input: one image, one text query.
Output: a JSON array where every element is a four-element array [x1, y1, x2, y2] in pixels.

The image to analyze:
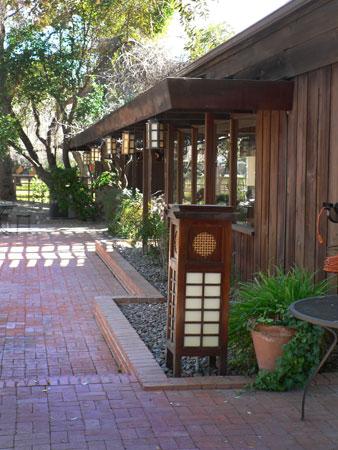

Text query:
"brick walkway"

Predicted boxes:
[[0, 228, 338, 449], [0, 228, 126, 380]]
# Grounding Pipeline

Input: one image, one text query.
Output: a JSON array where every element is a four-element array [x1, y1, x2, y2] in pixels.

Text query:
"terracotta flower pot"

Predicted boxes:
[[251, 324, 296, 371]]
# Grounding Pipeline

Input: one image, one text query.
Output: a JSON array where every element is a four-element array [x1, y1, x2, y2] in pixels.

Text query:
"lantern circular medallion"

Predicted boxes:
[[193, 232, 216, 257]]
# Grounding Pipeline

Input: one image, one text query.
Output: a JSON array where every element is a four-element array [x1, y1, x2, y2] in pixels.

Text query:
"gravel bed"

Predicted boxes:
[[112, 241, 338, 377], [113, 241, 246, 377]]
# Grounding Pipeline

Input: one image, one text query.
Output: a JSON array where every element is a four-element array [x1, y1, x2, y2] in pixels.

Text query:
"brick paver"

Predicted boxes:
[[0, 228, 126, 380], [0, 227, 338, 449]]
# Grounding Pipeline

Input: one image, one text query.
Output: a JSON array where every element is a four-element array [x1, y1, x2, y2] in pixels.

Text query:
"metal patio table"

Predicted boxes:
[[289, 295, 338, 420]]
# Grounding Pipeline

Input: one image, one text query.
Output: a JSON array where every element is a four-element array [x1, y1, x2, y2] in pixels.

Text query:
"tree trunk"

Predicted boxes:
[[72, 151, 88, 177], [0, 155, 15, 200]]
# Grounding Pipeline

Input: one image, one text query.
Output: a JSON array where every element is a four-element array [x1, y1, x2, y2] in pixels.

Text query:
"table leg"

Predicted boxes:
[[301, 326, 337, 420]]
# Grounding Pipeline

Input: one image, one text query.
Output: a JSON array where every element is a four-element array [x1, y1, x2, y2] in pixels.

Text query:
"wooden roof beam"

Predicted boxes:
[[70, 77, 293, 149]]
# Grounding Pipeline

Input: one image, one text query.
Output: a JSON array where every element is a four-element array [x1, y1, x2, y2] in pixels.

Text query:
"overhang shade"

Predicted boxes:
[[70, 77, 294, 149]]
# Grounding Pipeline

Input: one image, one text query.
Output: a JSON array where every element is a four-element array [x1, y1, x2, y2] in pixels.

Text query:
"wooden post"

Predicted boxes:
[[142, 130, 152, 231], [131, 153, 137, 195], [204, 113, 217, 205], [121, 154, 126, 189], [177, 130, 184, 204], [191, 127, 198, 204], [165, 123, 175, 206], [229, 118, 238, 207]]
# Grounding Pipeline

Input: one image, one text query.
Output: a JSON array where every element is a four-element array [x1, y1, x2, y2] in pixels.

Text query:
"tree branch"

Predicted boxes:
[[32, 104, 47, 148]]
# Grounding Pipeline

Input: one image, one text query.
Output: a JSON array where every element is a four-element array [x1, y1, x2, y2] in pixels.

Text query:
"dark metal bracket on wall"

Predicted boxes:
[[323, 202, 338, 224]]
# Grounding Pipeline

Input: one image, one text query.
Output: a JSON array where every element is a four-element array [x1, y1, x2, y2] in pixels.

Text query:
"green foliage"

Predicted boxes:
[[0, 0, 187, 179], [30, 176, 49, 202], [5, 1, 178, 109], [137, 196, 168, 270], [229, 266, 333, 386], [93, 170, 122, 222], [108, 189, 143, 240], [108, 190, 168, 270], [185, 21, 234, 60], [0, 114, 21, 155], [49, 167, 97, 220], [93, 170, 121, 190], [172, 0, 208, 35], [73, 80, 108, 125], [7, 24, 81, 104], [253, 319, 324, 391]]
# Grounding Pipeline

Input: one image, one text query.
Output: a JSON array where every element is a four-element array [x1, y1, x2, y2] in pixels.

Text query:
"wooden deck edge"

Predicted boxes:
[[95, 241, 164, 302], [94, 295, 254, 391]]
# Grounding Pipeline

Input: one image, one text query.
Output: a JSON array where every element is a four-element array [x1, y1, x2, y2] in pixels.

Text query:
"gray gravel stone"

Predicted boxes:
[[113, 240, 241, 377]]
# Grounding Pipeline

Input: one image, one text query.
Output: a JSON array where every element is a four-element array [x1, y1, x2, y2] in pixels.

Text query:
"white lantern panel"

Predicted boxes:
[[205, 273, 221, 284], [83, 153, 91, 164], [204, 298, 220, 309], [185, 298, 202, 309], [184, 324, 201, 334], [205, 285, 221, 296], [186, 272, 203, 284], [203, 311, 220, 322], [202, 336, 219, 347], [203, 324, 219, 334], [186, 285, 203, 296], [185, 311, 202, 322], [184, 336, 201, 347]]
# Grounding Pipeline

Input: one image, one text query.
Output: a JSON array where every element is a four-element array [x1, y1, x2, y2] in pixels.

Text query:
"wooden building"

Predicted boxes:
[[70, 0, 338, 281]]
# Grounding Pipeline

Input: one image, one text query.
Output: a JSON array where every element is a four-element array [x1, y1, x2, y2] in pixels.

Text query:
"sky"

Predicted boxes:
[[165, 0, 291, 55], [203, 0, 291, 33]]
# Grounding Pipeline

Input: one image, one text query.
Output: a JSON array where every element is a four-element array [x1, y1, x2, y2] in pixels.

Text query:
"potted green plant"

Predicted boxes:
[[229, 266, 333, 390]]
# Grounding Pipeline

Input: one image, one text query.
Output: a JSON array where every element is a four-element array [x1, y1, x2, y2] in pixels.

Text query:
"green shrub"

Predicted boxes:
[[93, 171, 122, 222], [49, 167, 97, 221], [108, 190, 168, 272], [137, 195, 168, 271], [108, 189, 143, 240], [30, 176, 49, 203], [229, 266, 333, 389]]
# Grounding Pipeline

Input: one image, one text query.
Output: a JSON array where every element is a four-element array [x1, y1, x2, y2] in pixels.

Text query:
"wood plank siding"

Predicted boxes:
[[251, 63, 337, 278], [231, 229, 255, 282]]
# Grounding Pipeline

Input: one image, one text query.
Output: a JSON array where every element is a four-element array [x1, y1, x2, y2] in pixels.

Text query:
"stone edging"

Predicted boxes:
[[95, 240, 164, 303], [94, 242, 338, 391], [94, 296, 253, 390]]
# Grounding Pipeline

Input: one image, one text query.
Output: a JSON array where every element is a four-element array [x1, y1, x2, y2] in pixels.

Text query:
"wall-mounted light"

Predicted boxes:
[[111, 137, 117, 154], [105, 136, 117, 158], [91, 147, 101, 162], [122, 131, 135, 155], [146, 119, 164, 149], [83, 151, 91, 165]]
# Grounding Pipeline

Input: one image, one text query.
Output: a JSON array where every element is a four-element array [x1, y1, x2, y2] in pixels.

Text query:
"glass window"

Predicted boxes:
[[216, 123, 230, 205], [237, 116, 256, 226]]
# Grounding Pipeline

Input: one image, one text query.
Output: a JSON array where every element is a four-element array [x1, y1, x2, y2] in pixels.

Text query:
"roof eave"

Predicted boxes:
[[70, 78, 294, 149]]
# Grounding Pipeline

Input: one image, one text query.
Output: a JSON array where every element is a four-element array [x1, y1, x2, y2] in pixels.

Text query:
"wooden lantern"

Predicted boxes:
[[91, 147, 101, 162], [105, 136, 117, 158], [146, 119, 164, 149], [165, 204, 237, 376], [83, 151, 91, 164], [122, 131, 135, 154]]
